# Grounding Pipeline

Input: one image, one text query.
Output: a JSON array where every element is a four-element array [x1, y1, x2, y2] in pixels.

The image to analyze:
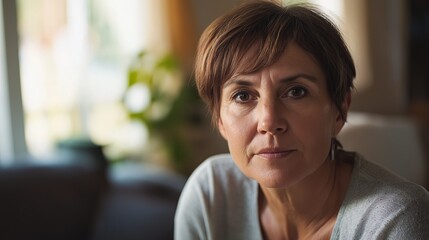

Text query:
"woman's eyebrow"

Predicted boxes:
[[224, 73, 318, 88], [279, 74, 318, 83], [223, 79, 254, 88]]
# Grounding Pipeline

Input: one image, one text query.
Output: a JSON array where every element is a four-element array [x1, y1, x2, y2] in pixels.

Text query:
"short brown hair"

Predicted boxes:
[[194, 0, 356, 125]]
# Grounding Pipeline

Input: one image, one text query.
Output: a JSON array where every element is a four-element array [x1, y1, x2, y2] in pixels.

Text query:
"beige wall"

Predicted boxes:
[[348, 0, 408, 115], [190, 0, 243, 36]]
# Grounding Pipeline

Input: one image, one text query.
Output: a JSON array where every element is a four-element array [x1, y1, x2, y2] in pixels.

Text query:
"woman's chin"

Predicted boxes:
[[254, 171, 301, 189]]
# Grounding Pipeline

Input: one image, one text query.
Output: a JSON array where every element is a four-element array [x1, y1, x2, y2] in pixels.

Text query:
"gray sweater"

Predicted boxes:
[[175, 153, 429, 240]]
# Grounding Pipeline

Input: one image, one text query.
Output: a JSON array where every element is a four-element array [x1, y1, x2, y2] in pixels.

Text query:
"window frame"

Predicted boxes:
[[0, 0, 27, 162]]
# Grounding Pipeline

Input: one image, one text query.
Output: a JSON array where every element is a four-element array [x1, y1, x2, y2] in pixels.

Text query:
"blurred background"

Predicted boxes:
[[0, 0, 428, 239]]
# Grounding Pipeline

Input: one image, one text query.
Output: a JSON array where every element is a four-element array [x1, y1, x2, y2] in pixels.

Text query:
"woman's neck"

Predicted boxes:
[[259, 155, 353, 239]]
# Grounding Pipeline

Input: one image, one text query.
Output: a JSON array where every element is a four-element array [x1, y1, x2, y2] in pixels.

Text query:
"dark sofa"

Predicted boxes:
[[0, 150, 186, 240]]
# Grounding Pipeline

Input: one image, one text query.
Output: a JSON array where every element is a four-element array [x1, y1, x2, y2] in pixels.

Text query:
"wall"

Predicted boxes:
[[190, 0, 243, 37], [348, 0, 409, 115]]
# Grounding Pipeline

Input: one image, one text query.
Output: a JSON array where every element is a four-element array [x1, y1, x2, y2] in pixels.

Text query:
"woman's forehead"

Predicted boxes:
[[227, 41, 322, 82], [227, 43, 279, 81]]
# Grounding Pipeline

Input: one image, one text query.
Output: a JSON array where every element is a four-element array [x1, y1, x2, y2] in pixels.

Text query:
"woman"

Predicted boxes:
[[175, 1, 429, 239]]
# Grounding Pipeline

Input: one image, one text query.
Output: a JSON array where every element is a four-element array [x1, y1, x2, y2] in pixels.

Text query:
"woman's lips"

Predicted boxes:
[[255, 149, 296, 160]]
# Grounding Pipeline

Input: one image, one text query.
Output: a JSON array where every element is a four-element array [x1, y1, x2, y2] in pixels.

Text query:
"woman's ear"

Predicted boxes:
[[217, 118, 227, 140], [343, 91, 352, 117], [334, 91, 351, 136]]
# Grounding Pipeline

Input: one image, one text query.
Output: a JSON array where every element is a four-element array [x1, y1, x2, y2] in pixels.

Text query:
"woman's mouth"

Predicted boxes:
[[255, 148, 296, 160]]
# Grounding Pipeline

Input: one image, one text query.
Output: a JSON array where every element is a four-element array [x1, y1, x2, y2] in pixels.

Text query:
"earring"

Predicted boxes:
[[330, 138, 336, 161]]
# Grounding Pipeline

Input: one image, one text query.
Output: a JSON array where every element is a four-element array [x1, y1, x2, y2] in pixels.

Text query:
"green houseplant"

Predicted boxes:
[[123, 51, 199, 172]]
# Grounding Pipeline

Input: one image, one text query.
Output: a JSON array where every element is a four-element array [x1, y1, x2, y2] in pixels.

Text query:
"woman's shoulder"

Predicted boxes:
[[352, 152, 429, 196], [333, 152, 429, 239], [176, 153, 257, 221], [196, 153, 238, 172], [185, 153, 255, 193], [175, 154, 261, 239], [346, 152, 429, 203], [191, 154, 242, 178], [344, 153, 428, 220]]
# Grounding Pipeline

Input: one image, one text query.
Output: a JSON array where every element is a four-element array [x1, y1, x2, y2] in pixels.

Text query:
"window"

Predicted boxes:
[[17, 0, 169, 160]]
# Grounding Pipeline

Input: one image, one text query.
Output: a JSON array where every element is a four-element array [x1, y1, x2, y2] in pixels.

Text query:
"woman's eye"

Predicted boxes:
[[287, 87, 307, 98], [232, 91, 253, 103]]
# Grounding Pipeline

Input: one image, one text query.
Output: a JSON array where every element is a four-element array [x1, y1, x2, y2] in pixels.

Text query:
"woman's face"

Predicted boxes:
[[218, 42, 348, 189]]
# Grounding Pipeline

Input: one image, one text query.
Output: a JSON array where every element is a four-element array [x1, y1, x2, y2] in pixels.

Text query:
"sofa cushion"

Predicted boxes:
[[0, 164, 104, 240]]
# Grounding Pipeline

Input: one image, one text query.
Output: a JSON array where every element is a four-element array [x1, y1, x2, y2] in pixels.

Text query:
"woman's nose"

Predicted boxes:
[[256, 98, 287, 135]]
